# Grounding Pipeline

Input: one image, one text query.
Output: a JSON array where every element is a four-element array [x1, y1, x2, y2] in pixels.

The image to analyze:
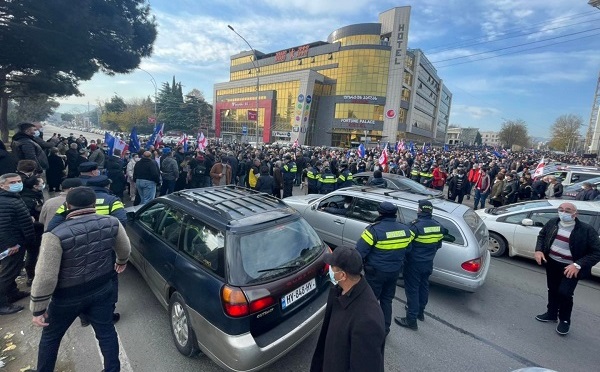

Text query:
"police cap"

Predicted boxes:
[[86, 175, 111, 187], [78, 162, 98, 173], [378, 201, 397, 216], [418, 200, 433, 214]]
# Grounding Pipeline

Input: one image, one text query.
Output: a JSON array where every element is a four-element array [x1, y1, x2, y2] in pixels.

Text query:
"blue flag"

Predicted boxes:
[[443, 144, 449, 152], [145, 123, 161, 150], [104, 132, 116, 156], [358, 143, 366, 158], [129, 127, 141, 155], [409, 141, 415, 155]]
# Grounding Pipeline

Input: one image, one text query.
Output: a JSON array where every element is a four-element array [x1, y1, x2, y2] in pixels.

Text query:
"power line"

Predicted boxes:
[[435, 32, 600, 68], [427, 17, 600, 55], [431, 26, 600, 63], [425, 10, 599, 53]]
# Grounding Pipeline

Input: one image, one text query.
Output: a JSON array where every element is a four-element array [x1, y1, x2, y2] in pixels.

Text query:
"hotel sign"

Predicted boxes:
[[340, 95, 385, 104], [275, 44, 310, 63], [333, 118, 384, 130]]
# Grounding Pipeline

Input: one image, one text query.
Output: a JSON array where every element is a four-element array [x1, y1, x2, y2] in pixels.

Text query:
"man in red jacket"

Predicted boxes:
[[466, 163, 479, 200], [473, 167, 491, 210]]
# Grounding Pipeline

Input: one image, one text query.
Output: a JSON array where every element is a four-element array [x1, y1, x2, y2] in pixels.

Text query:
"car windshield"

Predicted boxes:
[[393, 177, 428, 192], [564, 176, 600, 193], [229, 218, 324, 286], [487, 201, 551, 215]]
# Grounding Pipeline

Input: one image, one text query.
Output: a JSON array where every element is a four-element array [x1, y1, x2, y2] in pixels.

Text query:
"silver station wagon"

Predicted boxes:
[[283, 187, 491, 292]]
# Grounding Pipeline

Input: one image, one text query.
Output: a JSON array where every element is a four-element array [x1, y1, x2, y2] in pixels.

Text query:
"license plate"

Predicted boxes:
[[281, 279, 316, 310]]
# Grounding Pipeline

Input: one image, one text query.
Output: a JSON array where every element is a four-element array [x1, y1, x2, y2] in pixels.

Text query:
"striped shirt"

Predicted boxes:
[[549, 223, 575, 264]]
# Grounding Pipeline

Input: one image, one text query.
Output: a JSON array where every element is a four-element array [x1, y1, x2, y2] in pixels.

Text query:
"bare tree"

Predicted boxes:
[[498, 119, 529, 148], [548, 114, 583, 151]]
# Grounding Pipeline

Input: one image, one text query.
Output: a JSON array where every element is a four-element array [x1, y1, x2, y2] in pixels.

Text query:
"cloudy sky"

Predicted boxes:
[[58, 0, 600, 133]]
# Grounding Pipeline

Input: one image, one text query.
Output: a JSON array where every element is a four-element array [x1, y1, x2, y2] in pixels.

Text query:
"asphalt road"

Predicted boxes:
[[2, 125, 599, 371]]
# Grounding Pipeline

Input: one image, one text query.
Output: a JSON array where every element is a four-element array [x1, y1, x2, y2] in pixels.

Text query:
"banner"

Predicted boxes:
[[129, 127, 141, 155], [247, 110, 257, 121]]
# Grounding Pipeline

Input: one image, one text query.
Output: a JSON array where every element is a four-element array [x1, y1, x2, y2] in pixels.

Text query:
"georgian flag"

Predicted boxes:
[[533, 157, 545, 178], [178, 133, 188, 152], [378, 147, 388, 166], [197, 132, 207, 150]]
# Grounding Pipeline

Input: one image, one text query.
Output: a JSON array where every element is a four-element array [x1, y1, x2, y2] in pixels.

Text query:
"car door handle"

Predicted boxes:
[[333, 219, 344, 225]]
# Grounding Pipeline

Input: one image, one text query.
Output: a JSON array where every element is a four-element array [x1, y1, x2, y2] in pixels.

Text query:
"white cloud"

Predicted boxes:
[[453, 104, 501, 120]]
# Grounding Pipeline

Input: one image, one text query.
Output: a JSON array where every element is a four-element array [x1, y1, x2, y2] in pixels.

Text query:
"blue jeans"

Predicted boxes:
[[473, 189, 490, 210], [365, 269, 401, 333], [136, 179, 156, 205], [36, 283, 119, 372], [160, 179, 176, 195], [404, 261, 434, 321]]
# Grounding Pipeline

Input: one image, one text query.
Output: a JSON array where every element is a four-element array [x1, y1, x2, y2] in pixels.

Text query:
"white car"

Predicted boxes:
[[475, 200, 600, 278]]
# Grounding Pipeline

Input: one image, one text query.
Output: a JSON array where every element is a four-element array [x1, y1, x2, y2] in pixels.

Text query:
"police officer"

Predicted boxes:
[[281, 155, 297, 198], [317, 166, 337, 194], [410, 162, 421, 183], [337, 161, 353, 189], [357, 201, 414, 335], [419, 164, 433, 188], [395, 200, 445, 330], [302, 161, 321, 194], [77, 161, 100, 185]]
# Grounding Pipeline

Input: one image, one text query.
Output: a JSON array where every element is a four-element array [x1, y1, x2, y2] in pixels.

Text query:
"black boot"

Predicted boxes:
[[394, 316, 418, 330]]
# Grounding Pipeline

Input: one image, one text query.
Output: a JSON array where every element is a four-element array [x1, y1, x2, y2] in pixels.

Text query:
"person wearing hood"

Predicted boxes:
[[254, 165, 275, 195], [0, 173, 35, 315], [0, 139, 18, 176], [534, 202, 600, 336], [395, 200, 447, 330], [10, 122, 48, 171]]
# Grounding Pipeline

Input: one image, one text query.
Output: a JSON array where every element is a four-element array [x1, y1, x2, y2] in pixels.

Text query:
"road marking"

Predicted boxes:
[[94, 331, 133, 372]]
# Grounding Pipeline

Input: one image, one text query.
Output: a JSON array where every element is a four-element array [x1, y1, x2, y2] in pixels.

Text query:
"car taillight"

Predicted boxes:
[[221, 285, 275, 317], [222, 285, 249, 317], [321, 245, 332, 275], [461, 258, 482, 273]]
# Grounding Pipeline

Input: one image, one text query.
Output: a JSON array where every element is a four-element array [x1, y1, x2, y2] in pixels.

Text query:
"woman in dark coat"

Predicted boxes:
[[20, 175, 45, 286], [46, 147, 66, 192], [255, 166, 275, 195], [0, 139, 18, 176]]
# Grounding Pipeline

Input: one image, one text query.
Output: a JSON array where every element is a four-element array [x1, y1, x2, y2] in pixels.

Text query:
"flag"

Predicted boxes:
[[378, 147, 388, 166], [114, 138, 128, 157], [145, 123, 164, 150], [396, 140, 405, 152], [177, 133, 188, 152], [292, 139, 298, 148], [443, 144, 449, 152], [533, 157, 545, 178], [197, 132, 207, 151], [129, 127, 141, 154], [492, 150, 503, 158], [358, 143, 366, 158], [409, 141, 415, 155], [104, 132, 115, 156], [148, 116, 156, 124]]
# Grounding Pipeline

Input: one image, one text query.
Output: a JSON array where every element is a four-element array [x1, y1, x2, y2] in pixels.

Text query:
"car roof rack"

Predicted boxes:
[[174, 186, 288, 220]]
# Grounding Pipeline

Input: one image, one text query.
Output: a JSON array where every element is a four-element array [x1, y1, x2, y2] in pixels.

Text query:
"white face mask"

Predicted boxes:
[[33, 130, 40, 137], [558, 211, 575, 223], [328, 266, 339, 285]]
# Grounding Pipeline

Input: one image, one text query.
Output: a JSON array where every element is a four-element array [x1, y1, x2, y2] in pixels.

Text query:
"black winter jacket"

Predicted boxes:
[[535, 217, 600, 278], [310, 278, 385, 372], [0, 189, 35, 249], [0, 148, 17, 176], [133, 157, 161, 184], [11, 132, 48, 170], [255, 174, 275, 194]]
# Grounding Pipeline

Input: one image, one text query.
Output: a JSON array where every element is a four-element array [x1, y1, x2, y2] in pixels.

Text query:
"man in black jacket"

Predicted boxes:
[[534, 202, 600, 335], [10, 122, 48, 171], [0, 173, 35, 315], [133, 151, 161, 205], [310, 246, 385, 372]]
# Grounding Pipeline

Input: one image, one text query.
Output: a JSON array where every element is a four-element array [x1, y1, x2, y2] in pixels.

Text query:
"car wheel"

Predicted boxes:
[[488, 232, 507, 257], [169, 292, 198, 357]]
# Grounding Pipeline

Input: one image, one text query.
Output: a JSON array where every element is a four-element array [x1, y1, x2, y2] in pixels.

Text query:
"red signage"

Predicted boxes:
[[274, 44, 310, 63], [386, 109, 396, 119], [247, 110, 257, 121]]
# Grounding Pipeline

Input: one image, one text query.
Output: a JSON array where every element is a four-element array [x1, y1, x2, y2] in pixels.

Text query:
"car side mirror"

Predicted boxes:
[[311, 204, 317, 210], [126, 211, 136, 222], [521, 218, 534, 226]]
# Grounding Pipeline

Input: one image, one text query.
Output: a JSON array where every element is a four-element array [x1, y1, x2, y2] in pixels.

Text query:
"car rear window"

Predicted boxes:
[[463, 209, 487, 246], [229, 218, 324, 286]]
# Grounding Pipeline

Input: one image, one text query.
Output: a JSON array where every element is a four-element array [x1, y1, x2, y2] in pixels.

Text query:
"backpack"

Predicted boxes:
[[193, 163, 207, 176]]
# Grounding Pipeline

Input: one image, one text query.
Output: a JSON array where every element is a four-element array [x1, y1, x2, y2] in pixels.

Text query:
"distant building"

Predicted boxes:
[[445, 127, 479, 146], [480, 131, 501, 147], [214, 6, 452, 146]]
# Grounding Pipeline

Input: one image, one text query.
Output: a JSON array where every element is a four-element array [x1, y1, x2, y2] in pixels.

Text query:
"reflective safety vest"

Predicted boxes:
[[318, 173, 337, 194], [408, 216, 445, 262], [356, 217, 415, 272], [305, 169, 320, 189], [282, 162, 297, 182], [337, 170, 353, 188]]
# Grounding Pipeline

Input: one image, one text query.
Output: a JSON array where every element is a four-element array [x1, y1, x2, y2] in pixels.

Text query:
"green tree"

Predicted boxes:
[[61, 113, 75, 122], [498, 119, 529, 148], [101, 98, 153, 132], [0, 0, 157, 141], [8, 94, 59, 127], [474, 131, 482, 145], [548, 114, 582, 151]]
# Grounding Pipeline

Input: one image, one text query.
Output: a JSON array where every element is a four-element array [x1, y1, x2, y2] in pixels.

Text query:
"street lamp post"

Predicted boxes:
[[228, 25, 260, 145], [139, 68, 158, 119]]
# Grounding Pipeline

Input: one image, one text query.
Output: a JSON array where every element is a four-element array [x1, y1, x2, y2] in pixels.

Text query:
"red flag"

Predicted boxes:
[[378, 148, 388, 166]]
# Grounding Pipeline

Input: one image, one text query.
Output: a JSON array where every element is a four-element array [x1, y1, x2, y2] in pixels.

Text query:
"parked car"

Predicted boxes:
[[561, 176, 600, 199], [125, 186, 329, 371], [283, 187, 490, 292], [475, 200, 600, 278], [352, 171, 444, 198]]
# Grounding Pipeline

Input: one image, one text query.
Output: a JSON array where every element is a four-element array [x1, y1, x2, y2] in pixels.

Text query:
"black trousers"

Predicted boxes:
[[0, 246, 26, 305], [545, 257, 579, 322], [282, 181, 294, 198], [404, 261, 434, 321]]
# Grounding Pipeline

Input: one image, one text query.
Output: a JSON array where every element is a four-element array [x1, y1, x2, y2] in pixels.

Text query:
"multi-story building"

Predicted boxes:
[[214, 6, 452, 146], [480, 131, 501, 147], [445, 127, 480, 146]]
